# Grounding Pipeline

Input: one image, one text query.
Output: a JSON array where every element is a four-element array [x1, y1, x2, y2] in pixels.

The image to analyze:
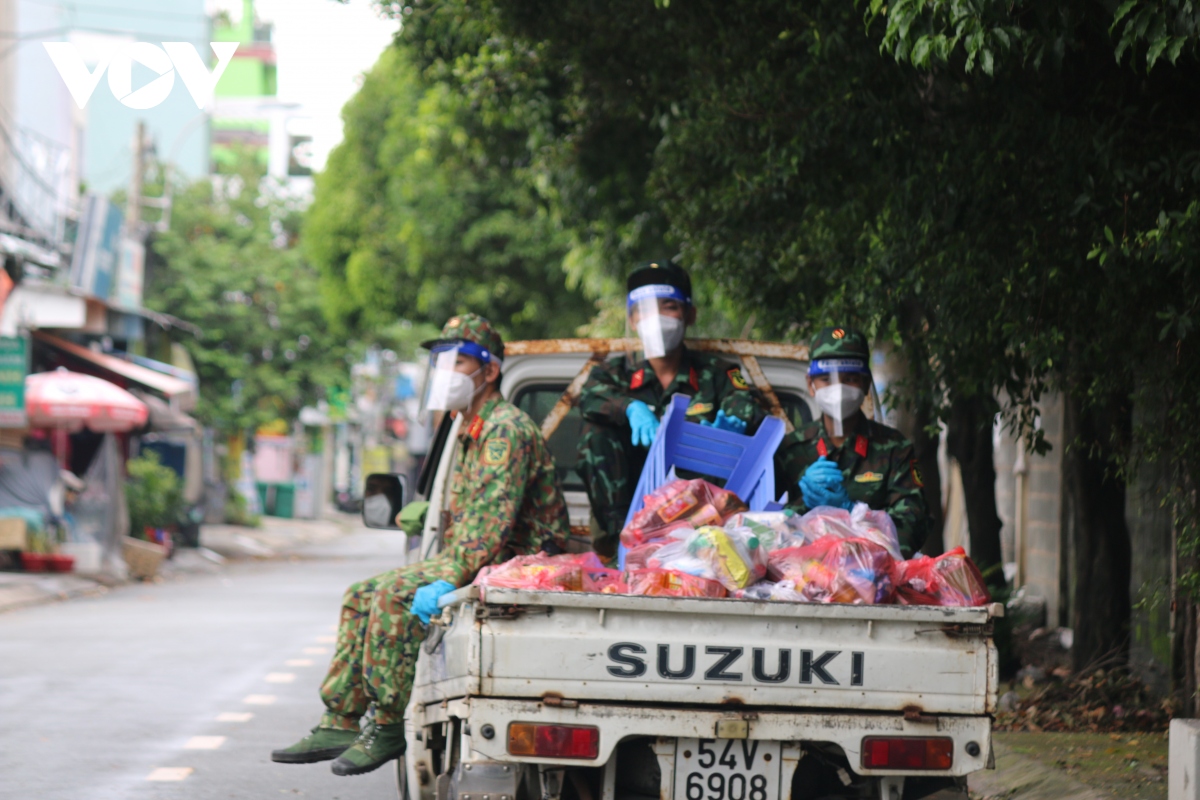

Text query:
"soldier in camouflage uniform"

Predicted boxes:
[[577, 260, 767, 557], [271, 314, 569, 776], [775, 326, 929, 556]]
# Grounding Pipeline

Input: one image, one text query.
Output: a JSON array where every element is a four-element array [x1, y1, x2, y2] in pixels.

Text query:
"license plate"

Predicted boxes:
[[674, 738, 782, 800]]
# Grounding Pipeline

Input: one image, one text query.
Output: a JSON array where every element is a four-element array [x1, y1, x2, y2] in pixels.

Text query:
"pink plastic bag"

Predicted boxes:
[[767, 535, 895, 604], [620, 478, 748, 548], [473, 554, 584, 592], [892, 547, 990, 607], [627, 568, 728, 598]]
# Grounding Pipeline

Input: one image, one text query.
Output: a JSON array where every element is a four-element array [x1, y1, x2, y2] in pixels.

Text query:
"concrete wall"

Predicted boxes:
[[1127, 398, 1174, 694], [995, 393, 1066, 625]]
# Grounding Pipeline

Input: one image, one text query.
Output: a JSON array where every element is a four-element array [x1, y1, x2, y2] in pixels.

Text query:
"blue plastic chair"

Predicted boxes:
[[617, 394, 787, 567]]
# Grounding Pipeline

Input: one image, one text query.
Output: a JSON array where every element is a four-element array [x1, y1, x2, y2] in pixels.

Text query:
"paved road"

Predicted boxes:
[[0, 529, 409, 800]]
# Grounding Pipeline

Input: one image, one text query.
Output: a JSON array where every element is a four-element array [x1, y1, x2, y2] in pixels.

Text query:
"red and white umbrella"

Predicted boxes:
[[25, 369, 149, 432]]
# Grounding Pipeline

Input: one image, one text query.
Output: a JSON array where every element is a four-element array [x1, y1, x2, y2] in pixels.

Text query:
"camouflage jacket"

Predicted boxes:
[[422, 397, 570, 587], [775, 416, 930, 556], [578, 347, 766, 429]]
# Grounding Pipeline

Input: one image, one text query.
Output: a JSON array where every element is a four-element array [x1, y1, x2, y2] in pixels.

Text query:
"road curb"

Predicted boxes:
[[0, 574, 114, 615], [969, 741, 1112, 800]]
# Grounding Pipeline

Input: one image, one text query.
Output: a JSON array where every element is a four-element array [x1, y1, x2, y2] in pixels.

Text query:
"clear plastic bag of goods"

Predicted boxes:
[[767, 535, 896, 604], [795, 503, 902, 559], [734, 579, 805, 602], [620, 478, 749, 548], [645, 535, 716, 580], [892, 547, 990, 607], [723, 510, 800, 551], [687, 525, 769, 590], [625, 539, 667, 570], [472, 553, 584, 592], [627, 568, 728, 598]]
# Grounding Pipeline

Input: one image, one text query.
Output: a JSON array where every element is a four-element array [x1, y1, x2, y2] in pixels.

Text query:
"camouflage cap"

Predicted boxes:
[[809, 326, 870, 363], [422, 312, 505, 360]]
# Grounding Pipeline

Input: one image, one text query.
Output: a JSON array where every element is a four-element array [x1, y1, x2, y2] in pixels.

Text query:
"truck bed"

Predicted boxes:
[[415, 588, 1000, 718]]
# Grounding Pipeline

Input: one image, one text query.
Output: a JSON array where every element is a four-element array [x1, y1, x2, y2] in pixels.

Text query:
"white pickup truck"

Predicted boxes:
[[376, 338, 999, 800]]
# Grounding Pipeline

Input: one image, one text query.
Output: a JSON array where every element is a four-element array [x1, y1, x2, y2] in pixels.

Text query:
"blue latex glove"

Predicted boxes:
[[626, 400, 660, 447], [412, 580, 456, 625], [700, 410, 748, 434], [799, 457, 854, 510]]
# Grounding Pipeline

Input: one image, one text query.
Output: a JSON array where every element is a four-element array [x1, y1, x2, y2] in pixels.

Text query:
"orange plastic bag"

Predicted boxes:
[[620, 478, 749, 548], [767, 536, 895, 604], [892, 547, 990, 607], [627, 568, 728, 598]]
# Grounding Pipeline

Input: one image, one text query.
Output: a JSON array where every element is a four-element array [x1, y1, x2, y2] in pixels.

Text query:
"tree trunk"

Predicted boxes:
[[1062, 391, 1132, 672], [910, 401, 945, 556], [947, 394, 1005, 589]]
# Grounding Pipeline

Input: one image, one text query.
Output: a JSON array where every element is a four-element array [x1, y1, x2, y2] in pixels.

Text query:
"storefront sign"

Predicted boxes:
[[0, 336, 29, 428]]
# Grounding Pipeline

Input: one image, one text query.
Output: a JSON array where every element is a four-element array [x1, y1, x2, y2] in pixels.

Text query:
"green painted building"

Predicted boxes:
[[211, 0, 276, 172]]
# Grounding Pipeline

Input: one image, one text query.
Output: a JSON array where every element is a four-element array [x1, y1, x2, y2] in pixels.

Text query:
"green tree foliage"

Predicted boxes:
[[125, 450, 185, 537], [304, 46, 594, 340], [146, 159, 352, 433], [370, 0, 1200, 666]]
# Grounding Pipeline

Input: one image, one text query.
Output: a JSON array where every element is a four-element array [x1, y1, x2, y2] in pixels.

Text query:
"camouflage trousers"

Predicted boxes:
[[576, 421, 647, 558], [318, 563, 438, 729]]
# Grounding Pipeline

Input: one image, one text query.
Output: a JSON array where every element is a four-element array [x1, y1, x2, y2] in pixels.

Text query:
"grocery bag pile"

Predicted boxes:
[[473, 478, 990, 607]]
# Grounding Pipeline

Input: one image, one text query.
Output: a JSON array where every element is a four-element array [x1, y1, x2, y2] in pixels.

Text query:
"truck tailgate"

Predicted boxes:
[[454, 589, 997, 717]]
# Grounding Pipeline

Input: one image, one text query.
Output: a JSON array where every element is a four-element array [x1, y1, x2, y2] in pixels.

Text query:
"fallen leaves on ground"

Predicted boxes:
[[994, 669, 1175, 733]]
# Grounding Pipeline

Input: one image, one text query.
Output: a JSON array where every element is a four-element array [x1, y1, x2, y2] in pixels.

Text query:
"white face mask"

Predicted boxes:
[[426, 368, 482, 412], [637, 315, 686, 359], [362, 493, 393, 528], [815, 383, 865, 422]]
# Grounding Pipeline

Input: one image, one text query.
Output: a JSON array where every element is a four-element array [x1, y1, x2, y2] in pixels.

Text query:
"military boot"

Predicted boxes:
[[271, 726, 360, 764], [330, 719, 407, 776]]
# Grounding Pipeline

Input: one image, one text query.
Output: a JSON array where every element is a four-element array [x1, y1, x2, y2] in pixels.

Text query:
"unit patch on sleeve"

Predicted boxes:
[[630, 369, 645, 390], [482, 437, 512, 466], [727, 367, 750, 390], [911, 459, 925, 488]]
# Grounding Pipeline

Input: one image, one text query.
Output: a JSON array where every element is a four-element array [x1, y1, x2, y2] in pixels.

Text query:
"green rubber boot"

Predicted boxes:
[[271, 726, 360, 764], [330, 720, 407, 776]]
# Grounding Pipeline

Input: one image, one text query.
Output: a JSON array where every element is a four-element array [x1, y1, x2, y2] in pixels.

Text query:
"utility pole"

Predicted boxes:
[[127, 120, 145, 235]]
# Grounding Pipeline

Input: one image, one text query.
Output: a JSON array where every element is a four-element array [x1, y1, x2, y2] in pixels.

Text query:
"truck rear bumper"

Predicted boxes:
[[423, 696, 991, 778]]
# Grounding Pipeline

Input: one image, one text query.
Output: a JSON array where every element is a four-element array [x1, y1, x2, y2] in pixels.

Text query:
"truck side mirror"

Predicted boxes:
[[362, 473, 406, 530]]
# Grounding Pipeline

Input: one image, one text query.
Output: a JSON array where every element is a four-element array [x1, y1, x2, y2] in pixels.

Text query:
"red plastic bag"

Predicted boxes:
[[473, 554, 584, 592], [767, 536, 895, 604], [892, 547, 990, 607], [627, 568, 728, 598], [620, 478, 749, 548], [581, 565, 630, 594]]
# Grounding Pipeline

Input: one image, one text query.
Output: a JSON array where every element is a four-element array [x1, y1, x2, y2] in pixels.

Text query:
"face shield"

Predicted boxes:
[[422, 340, 495, 413], [626, 284, 690, 359], [808, 358, 871, 437]]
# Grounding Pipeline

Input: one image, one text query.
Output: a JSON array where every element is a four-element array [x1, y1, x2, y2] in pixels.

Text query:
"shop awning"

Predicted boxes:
[[33, 332, 197, 411]]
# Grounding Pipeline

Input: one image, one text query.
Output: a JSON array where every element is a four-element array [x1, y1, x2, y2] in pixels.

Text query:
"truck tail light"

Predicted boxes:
[[861, 737, 953, 770], [507, 723, 599, 759]]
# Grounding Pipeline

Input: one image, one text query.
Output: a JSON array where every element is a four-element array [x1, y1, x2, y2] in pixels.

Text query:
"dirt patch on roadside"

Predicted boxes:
[[994, 732, 1167, 800]]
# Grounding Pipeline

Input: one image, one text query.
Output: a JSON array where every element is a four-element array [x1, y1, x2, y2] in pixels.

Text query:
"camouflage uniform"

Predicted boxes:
[[577, 347, 766, 555], [318, 317, 569, 729], [774, 327, 929, 556], [776, 418, 929, 556]]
